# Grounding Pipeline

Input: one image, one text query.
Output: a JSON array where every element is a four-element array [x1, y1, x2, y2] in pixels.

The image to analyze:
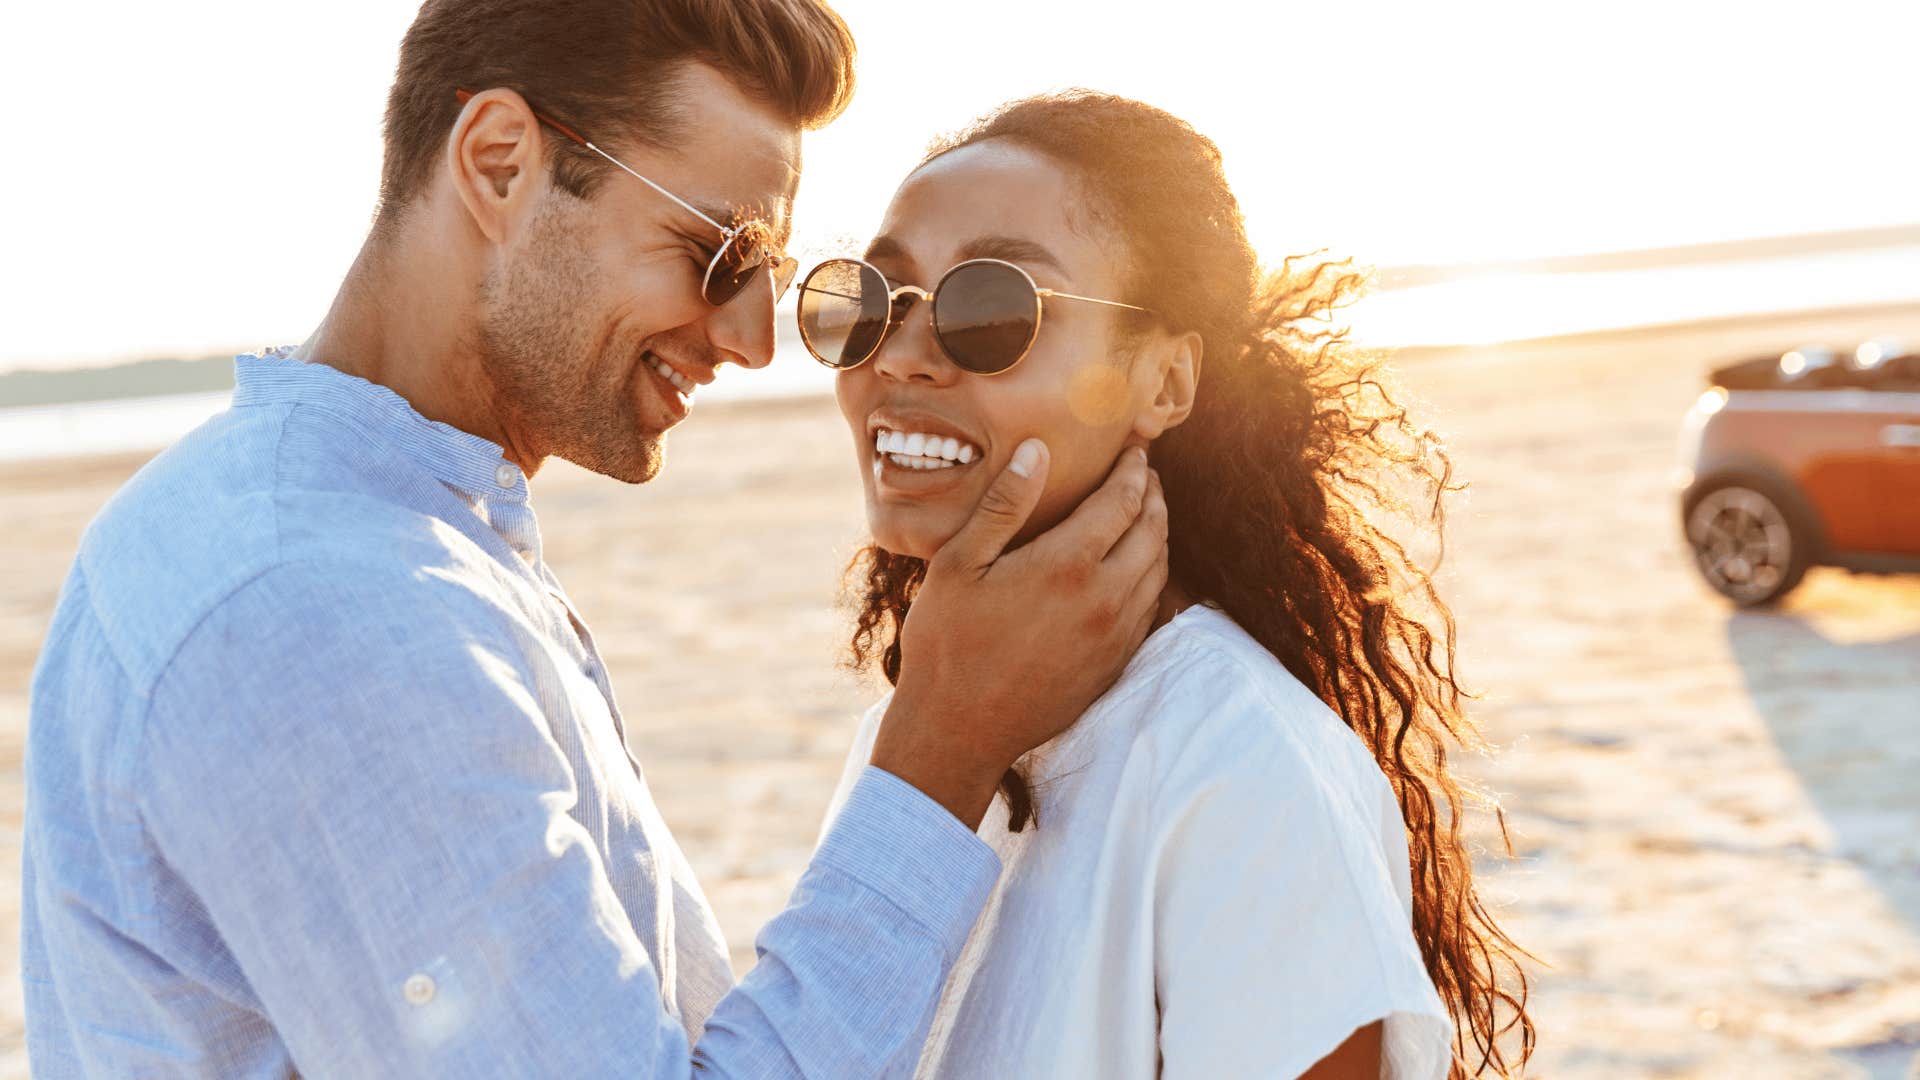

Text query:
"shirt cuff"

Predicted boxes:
[[810, 766, 1001, 960]]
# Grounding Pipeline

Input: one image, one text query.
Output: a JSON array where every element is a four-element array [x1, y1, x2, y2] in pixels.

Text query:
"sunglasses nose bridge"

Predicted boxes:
[[887, 285, 932, 321], [882, 285, 936, 341], [868, 286, 958, 382]]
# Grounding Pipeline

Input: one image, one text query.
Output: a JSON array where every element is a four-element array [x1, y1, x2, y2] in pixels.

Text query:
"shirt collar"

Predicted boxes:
[[230, 348, 528, 502]]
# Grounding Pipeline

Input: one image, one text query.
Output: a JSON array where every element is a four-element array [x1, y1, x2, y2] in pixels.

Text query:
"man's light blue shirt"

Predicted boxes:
[[22, 351, 1000, 1077]]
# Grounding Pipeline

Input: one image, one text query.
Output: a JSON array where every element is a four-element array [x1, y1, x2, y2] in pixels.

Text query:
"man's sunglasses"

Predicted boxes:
[[796, 257, 1153, 376], [454, 89, 798, 308]]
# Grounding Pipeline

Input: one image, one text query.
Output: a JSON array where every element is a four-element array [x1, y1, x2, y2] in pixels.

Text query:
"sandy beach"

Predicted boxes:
[[2, 306, 1917, 1077]]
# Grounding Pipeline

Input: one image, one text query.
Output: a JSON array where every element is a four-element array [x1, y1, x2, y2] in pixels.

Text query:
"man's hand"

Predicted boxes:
[[869, 439, 1169, 828]]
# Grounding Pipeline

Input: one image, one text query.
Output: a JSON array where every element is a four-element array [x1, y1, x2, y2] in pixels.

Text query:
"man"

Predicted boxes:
[[20, 1, 1167, 1076]]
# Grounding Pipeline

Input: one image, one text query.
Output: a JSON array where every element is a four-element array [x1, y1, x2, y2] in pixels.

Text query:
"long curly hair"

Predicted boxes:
[[844, 91, 1534, 1076]]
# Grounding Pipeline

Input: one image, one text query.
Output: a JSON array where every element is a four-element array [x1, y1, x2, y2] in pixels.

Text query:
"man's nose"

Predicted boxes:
[[704, 270, 779, 370]]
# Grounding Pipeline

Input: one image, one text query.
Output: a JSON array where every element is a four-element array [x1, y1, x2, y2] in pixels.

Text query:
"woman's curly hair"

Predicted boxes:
[[845, 90, 1534, 1076]]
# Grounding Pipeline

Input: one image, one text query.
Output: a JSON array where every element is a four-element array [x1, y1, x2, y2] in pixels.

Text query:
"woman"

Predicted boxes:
[[806, 91, 1534, 1078]]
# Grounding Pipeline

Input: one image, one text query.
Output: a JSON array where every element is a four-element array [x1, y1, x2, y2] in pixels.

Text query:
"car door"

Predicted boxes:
[[1864, 356, 1920, 554]]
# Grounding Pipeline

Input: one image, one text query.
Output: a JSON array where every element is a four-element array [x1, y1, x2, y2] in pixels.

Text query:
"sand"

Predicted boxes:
[[2, 306, 1917, 1078]]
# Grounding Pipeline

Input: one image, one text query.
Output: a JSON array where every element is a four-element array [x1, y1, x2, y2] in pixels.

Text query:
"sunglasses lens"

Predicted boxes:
[[703, 232, 767, 307], [933, 261, 1040, 374], [798, 260, 890, 369]]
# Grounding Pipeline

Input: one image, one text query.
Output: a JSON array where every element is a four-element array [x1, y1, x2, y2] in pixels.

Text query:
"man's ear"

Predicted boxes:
[[1131, 330, 1204, 440], [446, 89, 549, 245]]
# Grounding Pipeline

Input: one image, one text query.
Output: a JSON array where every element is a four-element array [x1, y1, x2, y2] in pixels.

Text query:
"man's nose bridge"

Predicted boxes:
[[708, 279, 778, 368]]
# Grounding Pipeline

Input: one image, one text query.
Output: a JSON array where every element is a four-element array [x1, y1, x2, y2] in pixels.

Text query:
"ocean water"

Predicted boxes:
[[4, 246, 1917, 463], [1352, 245, 1920, 347]]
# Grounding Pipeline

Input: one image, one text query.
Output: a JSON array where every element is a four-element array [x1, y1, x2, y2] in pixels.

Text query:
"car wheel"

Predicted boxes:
[[1684, 482, 1814, 606]]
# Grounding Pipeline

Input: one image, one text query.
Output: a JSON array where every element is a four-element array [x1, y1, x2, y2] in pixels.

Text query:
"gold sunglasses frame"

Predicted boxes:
[[797, 256, 1153, 376]]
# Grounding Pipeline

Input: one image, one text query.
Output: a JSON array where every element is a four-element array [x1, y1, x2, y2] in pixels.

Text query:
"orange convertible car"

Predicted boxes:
[[1678, 337, 1920, 605]]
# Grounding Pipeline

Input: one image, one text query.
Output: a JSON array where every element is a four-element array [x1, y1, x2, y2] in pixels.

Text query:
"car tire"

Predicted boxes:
[[1683, 476, 1818, 607]]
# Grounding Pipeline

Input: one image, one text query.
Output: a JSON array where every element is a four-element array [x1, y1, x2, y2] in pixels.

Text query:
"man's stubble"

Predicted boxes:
[[477, 196, 665, 485]]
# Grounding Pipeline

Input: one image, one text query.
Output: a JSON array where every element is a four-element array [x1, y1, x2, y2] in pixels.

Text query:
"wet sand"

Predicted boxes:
[[2, 306, 1917, 1077]]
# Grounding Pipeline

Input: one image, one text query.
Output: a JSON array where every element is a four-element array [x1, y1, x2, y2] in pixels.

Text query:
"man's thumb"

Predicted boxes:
[[941, 438, 1048, 570]]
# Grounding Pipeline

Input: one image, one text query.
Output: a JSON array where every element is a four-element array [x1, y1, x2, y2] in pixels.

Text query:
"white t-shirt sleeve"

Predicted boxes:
[[1149, 679, 1455, 1079]]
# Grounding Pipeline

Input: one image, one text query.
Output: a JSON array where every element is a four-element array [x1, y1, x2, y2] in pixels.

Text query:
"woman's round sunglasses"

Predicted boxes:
[[796, 257, 1153, 376], [454, 89, 798, 308]]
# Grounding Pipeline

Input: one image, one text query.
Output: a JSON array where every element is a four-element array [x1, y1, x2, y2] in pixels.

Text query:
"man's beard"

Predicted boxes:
[[476, 200, 664, 485]]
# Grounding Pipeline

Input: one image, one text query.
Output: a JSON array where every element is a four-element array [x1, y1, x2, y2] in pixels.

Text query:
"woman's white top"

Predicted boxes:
[[819, 604, 1455, 1079]]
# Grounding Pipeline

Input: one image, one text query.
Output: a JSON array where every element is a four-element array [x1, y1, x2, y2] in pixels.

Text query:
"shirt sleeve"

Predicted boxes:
[[813, 696, 890, 851], [136, 562, 998, 1078], [1148, 686, 1454, 1080]]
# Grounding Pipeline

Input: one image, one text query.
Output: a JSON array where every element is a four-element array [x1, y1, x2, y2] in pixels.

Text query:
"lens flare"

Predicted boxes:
[[1067, 365, 1131, 427]]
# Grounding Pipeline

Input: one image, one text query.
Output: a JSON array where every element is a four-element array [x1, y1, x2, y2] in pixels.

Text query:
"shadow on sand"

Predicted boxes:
[[1727, 606, 1920, 926], [1728, 602, 1920, 1075]]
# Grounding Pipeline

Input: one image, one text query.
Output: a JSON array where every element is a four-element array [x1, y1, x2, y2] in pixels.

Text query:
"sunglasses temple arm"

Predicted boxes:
[[574, 140, 734, 238], [1040, 289, 1153, 313]]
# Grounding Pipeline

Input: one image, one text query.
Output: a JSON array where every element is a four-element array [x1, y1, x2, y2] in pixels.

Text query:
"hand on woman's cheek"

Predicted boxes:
[[997, 361, 1146, 549]]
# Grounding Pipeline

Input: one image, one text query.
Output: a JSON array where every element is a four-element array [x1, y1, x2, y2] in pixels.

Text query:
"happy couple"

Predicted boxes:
[[22, 0, 1531, 1076]]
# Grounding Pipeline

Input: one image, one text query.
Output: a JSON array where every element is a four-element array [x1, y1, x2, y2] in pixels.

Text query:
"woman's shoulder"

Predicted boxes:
[[1092, 604, 1393, 815]]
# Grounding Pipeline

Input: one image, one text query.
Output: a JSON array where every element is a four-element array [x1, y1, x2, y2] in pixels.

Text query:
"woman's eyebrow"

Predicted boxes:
[[864, 234, 1068, 280], [957, 236, 1066, 276], [862, 235, 922, 285], [863, 234, 910, 266]]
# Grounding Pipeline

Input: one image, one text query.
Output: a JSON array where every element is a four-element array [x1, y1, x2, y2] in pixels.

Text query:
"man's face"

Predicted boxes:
[[478, 63, 800, 483]]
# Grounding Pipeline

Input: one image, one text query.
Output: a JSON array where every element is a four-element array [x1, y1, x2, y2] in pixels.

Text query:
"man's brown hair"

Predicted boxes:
[[377, 0, 856, 226]]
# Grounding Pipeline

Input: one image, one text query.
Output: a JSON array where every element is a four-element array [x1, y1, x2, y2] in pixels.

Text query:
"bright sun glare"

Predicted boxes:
[[1, 0, 1915, 370]]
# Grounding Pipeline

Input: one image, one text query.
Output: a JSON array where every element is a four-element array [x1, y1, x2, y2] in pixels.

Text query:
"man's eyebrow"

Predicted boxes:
[[690, 199, 792, 249]]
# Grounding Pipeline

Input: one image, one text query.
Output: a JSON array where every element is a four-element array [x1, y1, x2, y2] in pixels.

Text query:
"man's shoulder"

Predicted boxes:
[[74, 404, 514, 692]]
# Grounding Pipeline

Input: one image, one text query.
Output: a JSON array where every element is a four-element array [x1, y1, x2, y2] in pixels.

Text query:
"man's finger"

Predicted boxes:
[[1028, 446, 1150, 566], [1098, 466, 1168, 591], [1122, 556, 1166, 653], [935, 438, 1050, 572]]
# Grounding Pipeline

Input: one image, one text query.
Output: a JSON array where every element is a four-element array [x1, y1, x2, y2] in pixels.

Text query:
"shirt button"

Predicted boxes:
[[403, 973, 437, 1006], [495, 463, 518, 489]]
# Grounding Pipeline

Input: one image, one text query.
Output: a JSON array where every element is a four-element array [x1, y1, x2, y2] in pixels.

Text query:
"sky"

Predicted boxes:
[[1, 0, 1915, 371]]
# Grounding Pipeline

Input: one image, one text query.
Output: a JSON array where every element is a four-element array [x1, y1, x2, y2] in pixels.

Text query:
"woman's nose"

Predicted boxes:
[[870, 296, 960, 385]]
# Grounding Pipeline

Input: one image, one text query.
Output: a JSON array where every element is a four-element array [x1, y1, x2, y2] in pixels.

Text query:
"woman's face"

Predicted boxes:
[[835, 140, 1196, 560]]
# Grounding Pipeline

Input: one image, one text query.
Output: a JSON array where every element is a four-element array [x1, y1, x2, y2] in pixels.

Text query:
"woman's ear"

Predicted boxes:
[[1131, 330, 1204, 440], [446, 89, 549, 246]]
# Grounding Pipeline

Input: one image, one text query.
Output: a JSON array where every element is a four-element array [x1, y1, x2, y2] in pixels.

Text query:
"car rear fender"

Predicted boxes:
[[1682, 455, 1831, 563]]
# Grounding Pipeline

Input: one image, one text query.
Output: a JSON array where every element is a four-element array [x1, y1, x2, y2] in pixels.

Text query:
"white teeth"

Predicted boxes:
[[871, 428, 983, 468], [650, 356, 694, 396], [886, 453, 956, 471]]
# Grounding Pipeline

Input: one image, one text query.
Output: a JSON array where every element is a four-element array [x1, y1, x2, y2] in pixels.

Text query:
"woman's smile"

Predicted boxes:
[[864, 408, 991, 500]]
